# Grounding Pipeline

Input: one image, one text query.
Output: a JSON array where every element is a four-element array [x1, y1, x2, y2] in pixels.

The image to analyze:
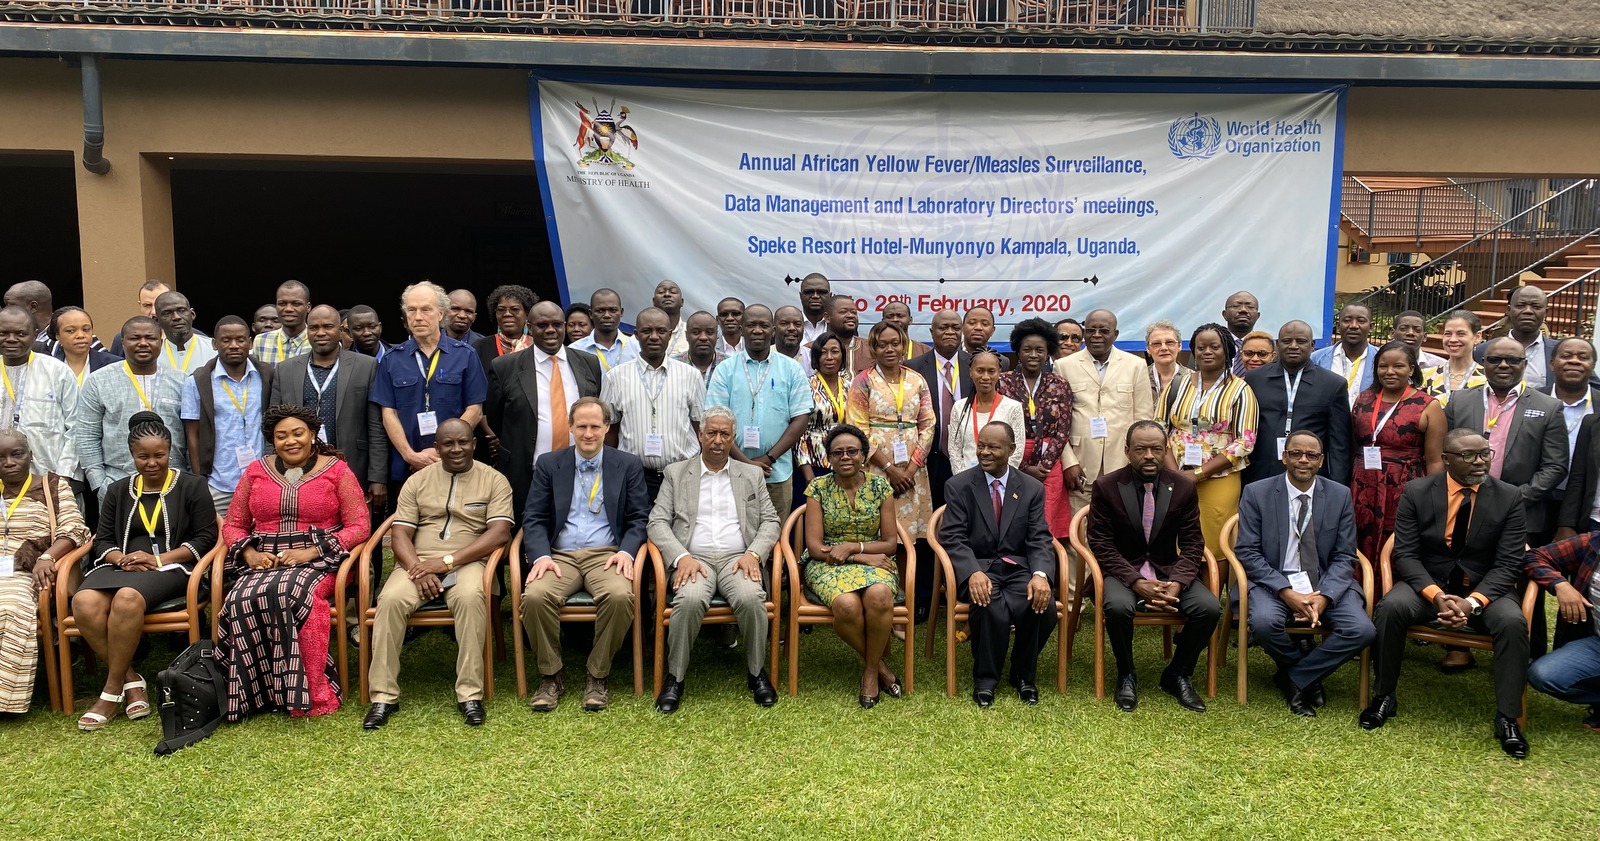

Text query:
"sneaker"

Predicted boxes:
[[529, 670, 565, 712], [582, 673, 609, 712]]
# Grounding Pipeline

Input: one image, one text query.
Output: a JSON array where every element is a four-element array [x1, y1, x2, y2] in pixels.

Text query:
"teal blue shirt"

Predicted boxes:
[[705, 351, 812, 484]]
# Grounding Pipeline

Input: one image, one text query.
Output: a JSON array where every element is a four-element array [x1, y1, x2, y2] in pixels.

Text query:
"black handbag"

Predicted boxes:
[[153, 639, 229, 757]]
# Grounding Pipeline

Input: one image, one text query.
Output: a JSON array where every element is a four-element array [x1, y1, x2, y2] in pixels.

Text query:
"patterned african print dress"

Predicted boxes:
[[796, 372, 850, 476], [997, 370, 1075, 538], [844, 366, 937, 539], [1351, 387, 1435, 564], [216, 456, 370, 720], [0, 474, 91, 713], [1157, 371, 1258, 561], [1420, 361, 1488, 407], [802, 473, 901, 604]]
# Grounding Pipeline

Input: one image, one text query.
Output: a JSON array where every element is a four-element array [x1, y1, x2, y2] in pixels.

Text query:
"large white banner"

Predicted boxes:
[[533, 80, 1343, 347]]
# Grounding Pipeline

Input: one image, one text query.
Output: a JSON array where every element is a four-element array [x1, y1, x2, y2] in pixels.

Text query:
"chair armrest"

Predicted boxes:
[[896, 524, 916, 618], [1356, 552, 1375, 615], [1201, 548, 1220, 596], [50, 542, 91, 626], [482, 543, 507, 593], [508, 530, 524, 610], [925, 519, 963, 608], [1520, 579, 1539, 625], [1378, 536, 1395, 597], [349, 515, 396, 615], [778, 508, 804, 601], [645, 542, 666, 625], [1066, 506, 1103, 599], [1053, 539, 1070, 602]]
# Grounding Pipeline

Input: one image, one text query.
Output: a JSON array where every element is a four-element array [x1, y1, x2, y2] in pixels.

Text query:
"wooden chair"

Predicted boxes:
[[54, 522, 221, 715], [37, 542, 92, 712], [1375, 534, 1538, 724], [923, 505, 1071, 697], [645, 540, 781, 695], [351, 515, 508, 704], [509, 529, 646, 697], [1066, 505, 1221, 699], [1216, 514, 1374, 705], [778, 507, 916, 696]]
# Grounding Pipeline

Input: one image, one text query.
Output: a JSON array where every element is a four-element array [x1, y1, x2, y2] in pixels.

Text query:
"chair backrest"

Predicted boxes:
[[1070, 499, 1217, 593]]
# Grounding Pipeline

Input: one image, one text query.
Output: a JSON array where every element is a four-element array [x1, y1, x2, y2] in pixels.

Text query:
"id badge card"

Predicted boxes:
[[1183, 443, 1204, 467], [892, 440, 910, 465], [317, 427, 329, 443], [0, 554, 12, 577], [1287, 572, 1314, 595], [1362, 446, 1383, 471], [417, 411, 439, 436], [1089, 417, 1109, 439], [742, 425, 762, 450], [1277, 437, 1287, 459], [644, 433, 665, 458], [235, 445, 257, 471]]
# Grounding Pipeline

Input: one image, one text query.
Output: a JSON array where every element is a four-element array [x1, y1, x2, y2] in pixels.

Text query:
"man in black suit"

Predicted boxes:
[[1235, 430, 1374, 716], [486, 300, 604, 518], [270, 304, 389, 517], [908, 308, 974, 619], [1360, 429, 1532, 759], [1086, 420, 1219, 713], [520, 397, 649, 714], [938, 421, 1056, 707], [1242, 320, 1353, 486], [1534, 336, 1599, 654]]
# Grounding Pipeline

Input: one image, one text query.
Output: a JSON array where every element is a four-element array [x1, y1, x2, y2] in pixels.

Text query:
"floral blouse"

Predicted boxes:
[[1420, 361, 1488, 407], [997, 370, 1073, 470], [796, 372, 850, 470], [1157, 371, 1259, 477]]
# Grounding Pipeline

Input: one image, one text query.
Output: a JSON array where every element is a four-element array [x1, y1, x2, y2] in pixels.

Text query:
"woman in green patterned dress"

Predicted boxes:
[[802, 424, 903, 708]]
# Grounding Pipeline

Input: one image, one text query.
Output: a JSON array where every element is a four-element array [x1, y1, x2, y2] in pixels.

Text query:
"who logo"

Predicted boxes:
[[1168, 113, 1222, 160]]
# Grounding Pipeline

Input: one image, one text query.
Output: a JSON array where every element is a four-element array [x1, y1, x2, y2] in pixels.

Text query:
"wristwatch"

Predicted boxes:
[[442, 554, 455, 572], [37, 552, 54, 566], [1466, 596, 1484, 616]]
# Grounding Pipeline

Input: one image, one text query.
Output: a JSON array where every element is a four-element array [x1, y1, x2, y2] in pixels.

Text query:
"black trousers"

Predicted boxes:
[[958, 561, 1055, 692], [1101, 577, 1220, 679], [643, 467, 665, 507], [1372, 583, 1529, 720]]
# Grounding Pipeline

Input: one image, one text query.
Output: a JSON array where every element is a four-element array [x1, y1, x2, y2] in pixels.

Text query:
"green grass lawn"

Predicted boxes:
[[4, 613, 1596, 840]]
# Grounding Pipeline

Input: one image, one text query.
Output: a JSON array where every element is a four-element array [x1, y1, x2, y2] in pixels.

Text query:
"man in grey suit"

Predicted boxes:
[[646, 406, 781, 713], [1234, 430, 1374, 717], [486, 300, 604, 518], [269, 304, 389, 516], [1443, 336, 1568, 546]]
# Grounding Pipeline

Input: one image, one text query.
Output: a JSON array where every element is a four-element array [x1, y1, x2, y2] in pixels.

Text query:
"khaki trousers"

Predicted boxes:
[[368, 560, 488, 704], [521, 546, 635, 679]]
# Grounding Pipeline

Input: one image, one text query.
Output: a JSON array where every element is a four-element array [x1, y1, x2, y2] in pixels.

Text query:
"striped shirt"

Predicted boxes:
[[0, 354, 81, 479], [74, 362, 190, 494], [250, 327, 311, 367], [600, 357, 705, 470], [1156, 371, 1259, 477]]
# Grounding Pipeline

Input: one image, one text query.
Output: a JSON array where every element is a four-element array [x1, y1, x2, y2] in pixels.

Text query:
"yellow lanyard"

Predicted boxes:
[[596, 335, 625, 371], [123, 363, 153, 410], [948, 358, 959, 393], [817, 374, 846, 420], [73, 363, 85, 386], [164, 338, 195, 372], [1024, 373, 1043, 417], [219, 376, 249, 414], [1343, 349, 1367, 390], [584, 469, 602, 511], [0, 353, 29, 402], [416, 349, 441, 410], [135, 469, 175, 538], [881, 368, 907, 421], [1485, 387, 1520, 430], [0, 473, 31, 554]]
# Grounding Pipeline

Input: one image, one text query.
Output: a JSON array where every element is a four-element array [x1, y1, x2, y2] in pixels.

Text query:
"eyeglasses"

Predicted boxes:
[[1241, 350, 1273, 359], [1444, 449, 1494, 463], [1483, 355, 1526, 367], [1283, 450, 1323, 461], [1147, 340, 1180, 349], [828, 447, 863, 459]]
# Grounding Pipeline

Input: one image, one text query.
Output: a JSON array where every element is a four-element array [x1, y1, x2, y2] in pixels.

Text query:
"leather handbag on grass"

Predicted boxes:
[[154, 640, 228, 756]]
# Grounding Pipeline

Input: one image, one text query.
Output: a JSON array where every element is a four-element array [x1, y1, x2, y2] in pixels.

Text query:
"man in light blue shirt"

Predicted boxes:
[[181, 317, 269, 514], [705, 304, 812, 514], [570, 288, 640, 372]]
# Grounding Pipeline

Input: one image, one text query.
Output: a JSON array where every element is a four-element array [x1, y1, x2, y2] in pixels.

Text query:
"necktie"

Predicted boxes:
[[578, 459, 601, 513], [1451, 488, 1473, 554], [990, 478, 1003, 525], [548, 356, 569, 450], [1295, 493, 1320, 587], [938, 361, 954, 454], [1138, 483, 1158, 580]]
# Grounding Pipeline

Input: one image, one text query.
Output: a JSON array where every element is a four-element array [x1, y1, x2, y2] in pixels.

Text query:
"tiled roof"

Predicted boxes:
[[1257, 0, 1600, 41]]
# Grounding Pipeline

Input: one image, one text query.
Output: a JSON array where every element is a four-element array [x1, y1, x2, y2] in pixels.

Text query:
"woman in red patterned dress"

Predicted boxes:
[[216, 405, 371, 720], [1351, 342, 1445, 564]]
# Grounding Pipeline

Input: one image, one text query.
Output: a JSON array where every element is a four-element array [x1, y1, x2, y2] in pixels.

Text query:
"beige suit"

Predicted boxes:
[[647, 457, 781, 680], [1054, 347, 1156, 596]]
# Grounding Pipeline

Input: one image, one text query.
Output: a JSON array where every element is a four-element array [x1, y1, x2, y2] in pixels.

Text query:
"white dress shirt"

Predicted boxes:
[[534, 346, 578, 459], [1521, 335, 1549, 391], [683, 459, 747, 563], [1328, 346, 1370, 409], [1283, 475, 1317, 573]]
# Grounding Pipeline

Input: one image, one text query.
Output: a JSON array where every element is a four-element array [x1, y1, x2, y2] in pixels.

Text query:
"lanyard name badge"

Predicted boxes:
[[883, 368, 911, 464], [136, 470, 174, 555], [1484, 387, 1519, 433], [308, 361, 339, 442], [1184, 376, 1225, 467], [1363, 387, 1411, 471], [640, 365, 665, 458], [742, 359, 769, 451], [1, 355, 28, 426], [1278, 368, 1304, 458], [0, 473, 32, 576], [123, 363, 154, 410], [218, 375, 255, 467], [416, 349, 441, 436], [165, 337, 195, 372]]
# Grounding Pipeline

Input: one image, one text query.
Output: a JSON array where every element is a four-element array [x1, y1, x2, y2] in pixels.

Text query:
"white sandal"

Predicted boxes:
[[123, 675, 151, 721], [77, 691, 124, 732]]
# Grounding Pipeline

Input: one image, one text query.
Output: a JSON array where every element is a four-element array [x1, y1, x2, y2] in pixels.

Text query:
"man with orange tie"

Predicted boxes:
[[486, 299, 604, 518]]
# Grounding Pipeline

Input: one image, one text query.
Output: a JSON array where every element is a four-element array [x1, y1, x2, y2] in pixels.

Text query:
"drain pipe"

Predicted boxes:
[[81, 54, 110, 175]]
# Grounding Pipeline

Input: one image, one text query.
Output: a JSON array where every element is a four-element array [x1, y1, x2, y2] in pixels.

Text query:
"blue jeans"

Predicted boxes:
[[1527, 635, 1600, 704]]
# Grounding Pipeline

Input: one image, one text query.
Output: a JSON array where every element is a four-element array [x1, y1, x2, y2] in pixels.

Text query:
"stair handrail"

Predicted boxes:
[[1456, 225, 1600, 331], [1480, 264, 1600, 337], [1344, 179, 1599, 318]]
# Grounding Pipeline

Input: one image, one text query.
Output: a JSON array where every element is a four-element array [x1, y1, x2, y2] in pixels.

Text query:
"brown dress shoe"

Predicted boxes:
[[529, 670, 565, 712], [582, 673, 609, 712]]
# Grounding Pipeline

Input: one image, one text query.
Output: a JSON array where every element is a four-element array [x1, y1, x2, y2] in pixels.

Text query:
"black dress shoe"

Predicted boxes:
[[1306, 681, 1327, 709], [748, 671, 778, 708], [458, 700, 486, 726], [859, 693, 880, 709], [1359, 694, 1398, 730], [1583, 704, 1600, 732], [1159, 671, 1207, 713], [362, 702, 399, 730], [1495, 713, 1530, 759], [881, 675, 904, 699], [1114, 674, 1138, 712], [1017, 679, 1040, 706], [1274, 671, 1315, 718], [656, 676, 685, 714], [973, 688, 995, 708]]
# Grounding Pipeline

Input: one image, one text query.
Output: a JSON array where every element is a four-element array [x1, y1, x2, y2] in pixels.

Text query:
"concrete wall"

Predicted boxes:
[[4, 56, 1600, 325]]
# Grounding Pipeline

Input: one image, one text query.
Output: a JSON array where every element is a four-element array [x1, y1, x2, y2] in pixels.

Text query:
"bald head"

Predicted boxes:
[[3, 281, 52, 330]]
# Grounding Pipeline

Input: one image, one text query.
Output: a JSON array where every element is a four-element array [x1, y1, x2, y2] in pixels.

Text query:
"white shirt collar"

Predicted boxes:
[[537, 346, 568, 365], [1285, 474, 1317, 502], [698, 458, 731, 477]]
